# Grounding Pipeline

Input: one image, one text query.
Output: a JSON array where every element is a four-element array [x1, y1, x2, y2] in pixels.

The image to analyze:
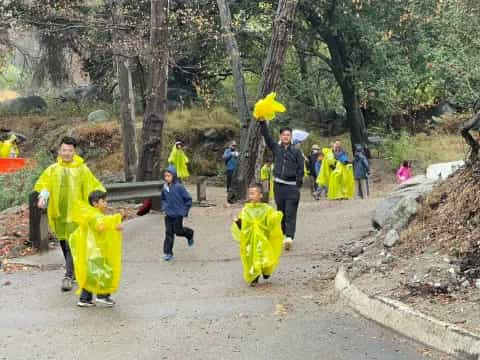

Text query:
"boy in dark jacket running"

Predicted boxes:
[[259, 121, 304, 251], [161, 165, 194, 261]]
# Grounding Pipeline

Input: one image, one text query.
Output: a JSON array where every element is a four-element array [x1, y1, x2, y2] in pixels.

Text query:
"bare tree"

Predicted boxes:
[[216, 0, 250, 148], [111, 0, 138, 181], [137, 0, 169, 181], [230, 0, 298, 202]]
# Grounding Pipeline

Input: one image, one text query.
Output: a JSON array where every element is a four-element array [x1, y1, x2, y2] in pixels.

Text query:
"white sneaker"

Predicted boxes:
[[284, 237, 293, 251]]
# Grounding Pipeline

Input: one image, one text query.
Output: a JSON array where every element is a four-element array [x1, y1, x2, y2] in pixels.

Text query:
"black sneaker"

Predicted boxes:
[[61, 277, 73, 292], [96, 296, 115, 307], [77, 300, 95, 308], [263, 274, 271, 280], [187, 234, 194, 247], [250, 276, 260, 287]]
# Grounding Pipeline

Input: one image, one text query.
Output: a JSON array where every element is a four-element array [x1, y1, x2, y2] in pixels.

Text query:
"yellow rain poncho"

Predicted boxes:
[[260, 163, 274, 202], [231, 203, 283, 284], [34, 155, 105, 239], [253, 92, 286, 121], [328, 162, 355, 200], [317, 148, 335, 187], [168, 145, 190, 180], [69, 203, 122, 295], [0, 135, 19, 158]]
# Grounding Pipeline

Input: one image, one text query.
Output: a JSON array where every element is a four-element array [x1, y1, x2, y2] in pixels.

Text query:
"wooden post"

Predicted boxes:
[[29, 192, 49, 252], [196, 177, 207, 203]]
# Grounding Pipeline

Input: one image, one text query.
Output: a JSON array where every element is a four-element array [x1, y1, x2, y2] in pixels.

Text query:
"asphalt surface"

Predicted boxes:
[[0, 189, 447, 359]]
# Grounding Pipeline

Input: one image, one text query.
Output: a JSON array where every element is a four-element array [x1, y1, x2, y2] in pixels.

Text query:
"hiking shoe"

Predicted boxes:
[[263, 274, 271, 280], [61, 277, 73, 292], [77, 300, 95, 308], [164, 254, 174, 261], [250, 276, 260, 287], [284, 237, 293, 251], [96, 296, 115, 307], [187, 234, 195, 247]]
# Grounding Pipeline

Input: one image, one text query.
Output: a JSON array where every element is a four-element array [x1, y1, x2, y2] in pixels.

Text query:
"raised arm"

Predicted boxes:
[[259, 121, 277, 152]]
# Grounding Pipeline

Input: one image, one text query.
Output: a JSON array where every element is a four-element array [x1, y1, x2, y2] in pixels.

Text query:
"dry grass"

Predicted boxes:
[[413, 133, 467, 170]]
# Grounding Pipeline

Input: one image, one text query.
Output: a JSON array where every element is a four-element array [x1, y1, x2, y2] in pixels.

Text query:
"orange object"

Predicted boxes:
[[0, 158, 27, 173]]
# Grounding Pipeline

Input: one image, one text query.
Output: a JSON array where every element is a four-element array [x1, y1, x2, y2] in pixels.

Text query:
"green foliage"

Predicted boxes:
[[382, 132, 416, 171], [0, 152, 51, 211]]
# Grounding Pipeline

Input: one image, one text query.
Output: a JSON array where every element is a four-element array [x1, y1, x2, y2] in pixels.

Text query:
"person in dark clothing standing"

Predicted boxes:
[[222, 141, 239, 193], [307, 144, 321, 195], [353, 144, 370, 199], [161, 165, 194, 261], [259, 121, 304, 251]]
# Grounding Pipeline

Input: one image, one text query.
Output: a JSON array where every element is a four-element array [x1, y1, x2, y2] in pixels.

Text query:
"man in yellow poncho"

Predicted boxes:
[[35, 137, 105, 292], [0, 134, 19, 158], [232, 183, 283, 286], [168, 140, 190, 180], [70, 191, 123, 307]]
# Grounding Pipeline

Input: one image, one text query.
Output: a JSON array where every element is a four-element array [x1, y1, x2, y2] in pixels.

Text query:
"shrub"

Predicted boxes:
[[383, 131, 416, 171]]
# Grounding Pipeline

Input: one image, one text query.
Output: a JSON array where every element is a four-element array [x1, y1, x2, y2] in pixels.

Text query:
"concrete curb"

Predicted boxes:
[[335, 266, 480, 359]]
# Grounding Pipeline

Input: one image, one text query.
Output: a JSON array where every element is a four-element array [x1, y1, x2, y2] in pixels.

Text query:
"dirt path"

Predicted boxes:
[[0, 187, 449, 359]]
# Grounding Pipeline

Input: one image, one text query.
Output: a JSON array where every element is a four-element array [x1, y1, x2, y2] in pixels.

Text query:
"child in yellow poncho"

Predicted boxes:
[[0, 134, 19, 158], [260, 160, 274, 203], [168, 140, 190, 180], [232, 183, 283, 286], [69, 191, 123, 307]]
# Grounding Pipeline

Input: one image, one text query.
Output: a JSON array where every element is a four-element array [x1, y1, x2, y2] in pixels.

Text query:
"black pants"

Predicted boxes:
[[80, 289, 109, 302], [274, 182, 300, 239], [164, 216, 194, 255], [226, 170, 234, 192], [59, 239, 74, 279]]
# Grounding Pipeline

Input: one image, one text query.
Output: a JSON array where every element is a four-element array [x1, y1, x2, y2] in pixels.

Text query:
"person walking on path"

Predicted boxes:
[[222, 141, 239, 193], [161, 165, 194, 261], [307, 144, 321, 195], [35, 137, 105, 292], [168, 140, 190, 181], [353, 144, 370, 199], [259, 121, 304, 251]]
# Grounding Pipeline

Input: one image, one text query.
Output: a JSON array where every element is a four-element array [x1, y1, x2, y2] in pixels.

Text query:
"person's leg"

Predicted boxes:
[[226, 170, 233, 192], [59, 239, 74, 278], [360, 179, 369, 199], [274, 183, 287, 234], [355, 180, 363, 199], [173, 217, 194, 245], [164, 216, 175, 256], [284, 187, 300, 240]]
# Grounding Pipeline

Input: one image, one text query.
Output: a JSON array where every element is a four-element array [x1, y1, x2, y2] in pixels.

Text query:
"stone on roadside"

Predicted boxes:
[[348, 245, 364, 258], [0, 95, 47, 114], [88, 109, 111, 123], [384, 229, 400, 248]]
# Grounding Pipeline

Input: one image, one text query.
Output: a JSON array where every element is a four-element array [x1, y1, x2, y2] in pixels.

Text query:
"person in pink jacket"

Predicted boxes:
[[396, 161, 412, 183]]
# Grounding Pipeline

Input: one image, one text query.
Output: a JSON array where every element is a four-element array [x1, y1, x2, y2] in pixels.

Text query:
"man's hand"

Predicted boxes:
[[115, 224, 124, 232], [37, 198, 47, 209]]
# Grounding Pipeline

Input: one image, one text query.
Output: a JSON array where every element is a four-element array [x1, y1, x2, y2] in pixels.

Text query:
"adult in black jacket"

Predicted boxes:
[[260, 121, 304, 250]]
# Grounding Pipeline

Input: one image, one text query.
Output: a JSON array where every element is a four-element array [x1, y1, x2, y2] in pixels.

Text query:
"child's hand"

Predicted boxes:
[[115, 224, 124, 232]]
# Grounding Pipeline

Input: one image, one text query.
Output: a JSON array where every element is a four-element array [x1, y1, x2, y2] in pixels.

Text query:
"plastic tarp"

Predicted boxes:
[[231, 203, 283, 284], [69, 203, 122, 295], [168, 145, 190, 180], [34, 155, 105, 239]]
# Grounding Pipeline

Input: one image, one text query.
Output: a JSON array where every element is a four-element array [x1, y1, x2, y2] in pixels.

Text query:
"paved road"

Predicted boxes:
[[0, 190, 447, 359]]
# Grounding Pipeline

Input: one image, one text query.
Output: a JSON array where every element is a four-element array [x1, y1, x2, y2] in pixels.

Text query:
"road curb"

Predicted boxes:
[[335, 266, 480, 359]]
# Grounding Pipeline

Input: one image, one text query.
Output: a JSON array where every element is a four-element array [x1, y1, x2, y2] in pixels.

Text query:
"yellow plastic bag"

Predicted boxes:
[[168, 145, 190, 180], [253, 92, 286, 121], [317, 148, 335, 187], [328, 162, 355, 200], [231, 203, 283, 284], [0, 135, 19, 158], [69, 202, 122, 295], [34, 155, 106, 239]]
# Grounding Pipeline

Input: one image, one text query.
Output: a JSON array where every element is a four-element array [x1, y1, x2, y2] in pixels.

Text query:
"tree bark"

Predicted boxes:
[[137, 0, 169, 181], [111, 0, 138, 182], [216, 0, 250, 148], [461, 112, 480, 163], [230, 0, 298, 202], [322, 32, 368, 151]]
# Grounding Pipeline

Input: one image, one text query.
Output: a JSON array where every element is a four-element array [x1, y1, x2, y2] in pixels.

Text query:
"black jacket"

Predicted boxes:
[[260, 122, 305, 186]]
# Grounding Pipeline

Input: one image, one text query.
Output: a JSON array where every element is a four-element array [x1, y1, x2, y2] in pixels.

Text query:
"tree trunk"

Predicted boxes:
[[323, 32, 368, 151], [116, 58, 138, 181], [216, 0, 250, 148], [111, 0, 138, 182], [137, 0, 169, 181], [230, 0, 298, 202]]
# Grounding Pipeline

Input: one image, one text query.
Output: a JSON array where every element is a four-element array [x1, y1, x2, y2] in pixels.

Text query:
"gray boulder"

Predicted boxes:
[[88, 110, 111, 123], [373, 175, 437, 230], [384, 229, 400, 248], [0, 95, 47, 114]]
